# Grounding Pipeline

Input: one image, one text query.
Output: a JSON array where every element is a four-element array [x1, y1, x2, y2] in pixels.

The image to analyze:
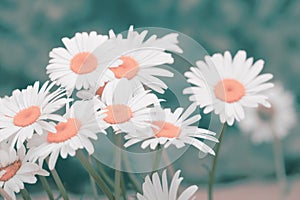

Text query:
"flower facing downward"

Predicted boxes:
[[184, 50, 274, 125], [47, 32, 119, 93], [107, 26, 182, 93], [0, 81, 71, 149], [239, 83, 297, 143], [97, 78, 159, 134], [0, 143, 48, 200], [137, 170, 198, 200], [27, 99, 106, 170], [124, 103, 218, 155]]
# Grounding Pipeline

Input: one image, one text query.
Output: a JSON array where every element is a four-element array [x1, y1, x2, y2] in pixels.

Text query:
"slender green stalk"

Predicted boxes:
[[120, 172, 127, 200], [152, 145, 162, 173], [50, 168, 69, 200], [88, 156, 100, 200], [39, 176, 54, 200], [122, 153, 142, 193], [114, 134, 122, 200], [162, 149, 175, 177], [20, 188, 31, 200], [272, 134, 288, 195], [93, 158, 114, 188], [208, 123, 227, 200], [0, 187, 12, 200], [76, 150, 115, 200]]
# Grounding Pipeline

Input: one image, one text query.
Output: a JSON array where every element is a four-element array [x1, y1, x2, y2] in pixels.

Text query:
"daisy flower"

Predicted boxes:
[[137, 170, 198, 200], [124, 103, 218, 155], [0, 81, 71, 149], [184, 50, 274, 126], [0, 142, 48, 200], [239, 83, 297, 143], [27, 99, 106, 170], [47, 31, 121, 93], [96, 78, 159, 133], [107, 25, 183, 93]]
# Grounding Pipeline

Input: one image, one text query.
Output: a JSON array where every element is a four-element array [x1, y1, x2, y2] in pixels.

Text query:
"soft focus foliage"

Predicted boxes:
[[0, 0, 299, 191]]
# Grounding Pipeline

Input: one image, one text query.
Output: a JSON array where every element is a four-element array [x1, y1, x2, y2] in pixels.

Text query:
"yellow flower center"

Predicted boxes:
[[47, 118, 81, 143], [110, 56, 140, 80], [13, 106, 41, 127], [103, 104, 133, 124], [152, 121, 181, 138], [70, 52, 98, 74], [0, 161, 22, 182], [214, 79, 245, 103]]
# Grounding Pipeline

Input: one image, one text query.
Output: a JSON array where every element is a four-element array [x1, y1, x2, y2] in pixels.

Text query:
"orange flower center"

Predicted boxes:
[[214, 79, 245, 103], [0, 161, 21, 182], [109, 56, 140, 80], [47, 118, 81, 143], [70, 52, 98, 74], [103, 104, 133, 124], [13, 106, 41, 127], [152, 121, 181, 138], [95, 82, 108, 97]]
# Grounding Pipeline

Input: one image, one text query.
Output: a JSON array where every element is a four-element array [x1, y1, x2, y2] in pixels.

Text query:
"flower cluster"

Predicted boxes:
[[0, 26, 275, 199]]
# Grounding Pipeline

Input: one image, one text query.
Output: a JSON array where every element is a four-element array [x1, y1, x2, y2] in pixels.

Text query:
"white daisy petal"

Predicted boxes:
[[184, 50, 273, 126], [137, 170, 197, 200], [27, 100, 106, 170], [0, 81, 69, 148], [239, 82, 297, 143]]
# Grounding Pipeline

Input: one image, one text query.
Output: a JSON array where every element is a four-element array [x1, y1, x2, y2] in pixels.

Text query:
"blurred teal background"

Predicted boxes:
[[0, 0, 299, 196]]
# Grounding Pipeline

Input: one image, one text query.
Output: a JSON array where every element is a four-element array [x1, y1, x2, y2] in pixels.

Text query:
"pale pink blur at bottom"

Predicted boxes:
[[196, 178, 300, 200]]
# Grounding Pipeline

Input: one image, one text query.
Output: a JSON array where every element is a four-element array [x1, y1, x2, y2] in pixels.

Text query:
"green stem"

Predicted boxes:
[[162, 149, 175, 177], [120, 172, 127, 200], [39, 176, 54, 200], [114, 135, 122, 200], [88, 156, 100, 200], [50, 168, 69, 200], [0, 187, 12, 200], [208, 123, 226, 200], [93, 158, 114, 188], [152, 145, 162, 173], [122, 153, 142, 193], [272, 134, 288, 195], [76, 150, 115, 200], [20, 188, 31, 200]]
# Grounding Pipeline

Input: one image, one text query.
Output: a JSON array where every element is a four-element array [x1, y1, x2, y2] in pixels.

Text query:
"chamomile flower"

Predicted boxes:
[[96, 78, 159, 134], [47, 31, 121, 93], [0, 142, 49, 200], [184, 50, 274, 126], [27, 99, 106, 170], [0, 81, 70, 149], [137, 170, 198, 200], [239, 83, 297, 143], [107, 26, 182, 93], [124, 103, 218, 155]]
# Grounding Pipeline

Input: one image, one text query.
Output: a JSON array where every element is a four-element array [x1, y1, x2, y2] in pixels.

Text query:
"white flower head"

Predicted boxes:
[[0, 81, 71, 149], [0, 142, 48, 200], [47, 31, 120, 93], [27, 99, 106, 170], [124, 103, 218, 156], [239, 82, 297, 143], [107, 25, 183, 93], [184, 50, 274, 126], [137, 170, 198, 200], [96, 78, 160, 134]]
